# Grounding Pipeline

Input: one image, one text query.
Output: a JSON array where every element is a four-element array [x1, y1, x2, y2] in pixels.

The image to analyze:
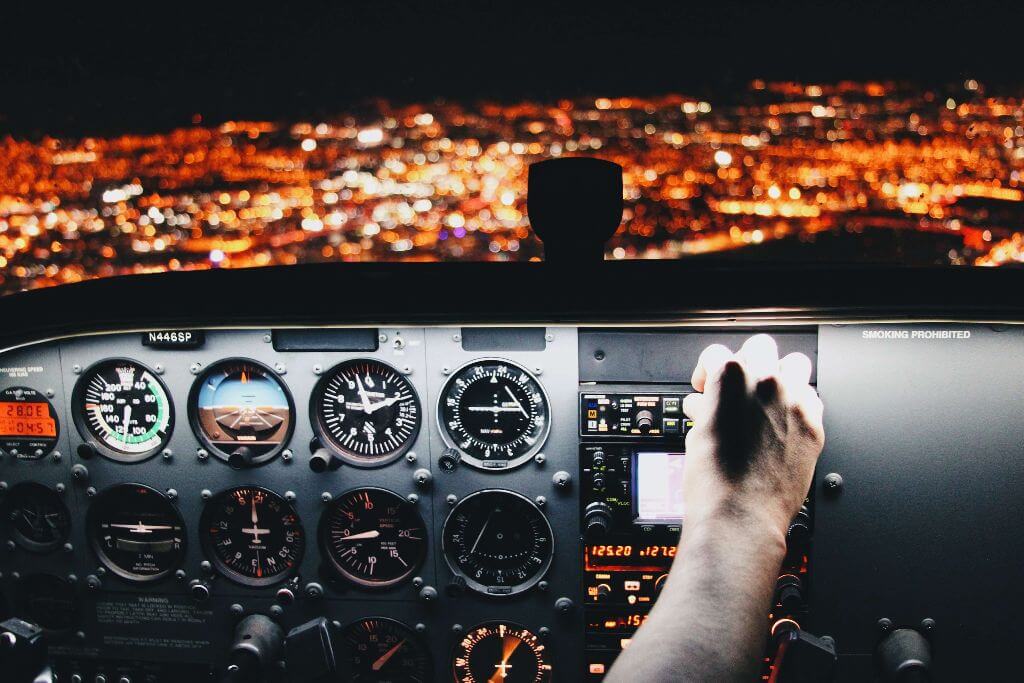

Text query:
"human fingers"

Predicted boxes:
[[735, 334, 779, 383], [690, 343, 734, 393]]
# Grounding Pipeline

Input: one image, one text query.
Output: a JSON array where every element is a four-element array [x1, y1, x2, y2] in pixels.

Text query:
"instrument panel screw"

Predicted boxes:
[[452, 624, 463, 634], [269, 605, 284, 618], [162, 449, 173, 461], [95, 566, 106, 576], [823, 472, 844, 493], [877, 617, 893, 633], [379, 333, 388, 343], [0, 481, 6, 492], [86, 575, 101, 590], [418, 585, 438, 602], [45, 388, 55, 398], [55, 483, 66, 494], [154, 364, 164, 374], [452, 333, 461, 343], [312, 365, 323, 375], [52, 451, 62, 462], [72, 364, 82, 374], [545, 333, 554, 342], [402, 365, 412, 375], [284, 490, 296, 502], [63, 543, 74, 553], [86, 486, 97, 497], [67, 574, 77, 583], [305, 582, 324, 598], [321, 492, 332, 503], [412, 576, 424, 588], [555, 597, 575, 613], [275, 363, 287, 375], [534, 453, 546, 466], [189, 363, 202, 375], [535, 496, 547, 507], [413, 469, 433, 487], [552, 471, 572, 489], [407, 493, 420, 504], [166, 489, 177, 500], [415, 623, 426, 633], [175, 570, 187, 582], [281, 449, 293, 462], [921, 618, 936, 631], [200, 561, 213, 574], [538, 626, 551, 639], [197, 449, 209, 461], [75, 631, 85, 641], [441, 366, 451, 375], [201, 489, 212, 500], [446, 494, 458, 505], [534, 367, 543, 375], [263, 334, 272, 343], [405, 451, 417, 463], [537, 580, 549, 592], [230, 603, 244, 616], [5, 541, 15, 552]]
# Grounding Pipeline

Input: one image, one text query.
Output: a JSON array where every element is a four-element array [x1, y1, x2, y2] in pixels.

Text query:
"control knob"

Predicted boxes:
[[584, 502, 613, 538], [635, 410, 655, 433], [594, 583, 612, 602]]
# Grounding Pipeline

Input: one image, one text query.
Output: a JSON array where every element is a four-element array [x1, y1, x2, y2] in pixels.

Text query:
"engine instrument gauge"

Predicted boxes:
[[451, 621, 552, 683], [442, 489, 553, 596], [0, 387, 59, 459], [438, 359, 550, 470], [319, 487, 427, 589], [189, 359, 294, 467], [311, 359, 421, 467], [4, 482, 70, 553], [87, 484, 186, 583], [72, 359, 173, 462], [340, 617, 432, 682], [201, 486, 304, 587]]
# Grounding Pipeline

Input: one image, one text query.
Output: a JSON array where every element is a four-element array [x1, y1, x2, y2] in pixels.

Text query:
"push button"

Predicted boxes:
[[663, 417, 681, 434], [663, 397, 681, 414]]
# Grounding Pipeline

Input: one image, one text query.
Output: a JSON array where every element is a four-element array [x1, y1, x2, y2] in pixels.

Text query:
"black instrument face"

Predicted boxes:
[[4, 482, 70, 553], [201, 486, 304, 587], [438, 359, 550, 470], [16, 574, 79, 635], [451, 621, 552, 683], [72, 359, 174, 462], [442, 490, 553, 596], [189, 358, 294, 466], [311, 359, 421, 467], [87, 484, 186, 583], [0, 386, 60, 459], [340, 617, 432, 682], [320, 488, 427, 589]]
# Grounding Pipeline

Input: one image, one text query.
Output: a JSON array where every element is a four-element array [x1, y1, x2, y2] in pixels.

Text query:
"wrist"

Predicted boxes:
[[683, 498, 789, 559]]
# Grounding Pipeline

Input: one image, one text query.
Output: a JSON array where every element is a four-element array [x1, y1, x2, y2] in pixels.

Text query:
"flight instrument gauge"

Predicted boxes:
[[201, 486, 304, 587], [72, 359, 173, 462], [451, 621, 552, 683], [319, 487, 427, 589], [4, 482, 71, 553], [311, 359, 421, 467], [340, 617, 432, 682], [441, 489, 553, 596], [438, 359, 550, 470], [87, 484, 186, 583], [0, 387, 60, 459], [189, 359, 294, 467]]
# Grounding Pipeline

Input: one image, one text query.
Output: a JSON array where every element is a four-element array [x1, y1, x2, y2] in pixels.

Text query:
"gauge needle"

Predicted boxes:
[[110, 523, 174, 533], [489, 635, 522, 682], [243, 498, 269, 542], [471, 509, 496, 554], [334, 530, 380, 541], [355, 375, 372, 413], [467, 406, 522, 412], [122, 404, 132, 438], [371, 639, 406, 672], [364, 395, 401, 414], [504, 385, 529, 417]]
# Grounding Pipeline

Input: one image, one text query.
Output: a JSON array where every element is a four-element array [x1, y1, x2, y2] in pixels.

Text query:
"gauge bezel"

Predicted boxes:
[[310, 357, 422, 468], [4, 482, 71, 553], [436, 357, 552, 471], [71, 358, 174, 463], [318, 486, 428, 589], [0, 386, 60, 459], [199, 485, 305, 588], [340, 616, 433, 682], [450, 620, 553, 683], [86, 483, 186, 584], [187, 357, 296, 466], [441, 488, 554, 597]]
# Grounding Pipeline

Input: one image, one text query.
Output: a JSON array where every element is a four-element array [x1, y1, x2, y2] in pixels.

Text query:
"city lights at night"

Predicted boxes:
[[2, 79, 1024, 295]]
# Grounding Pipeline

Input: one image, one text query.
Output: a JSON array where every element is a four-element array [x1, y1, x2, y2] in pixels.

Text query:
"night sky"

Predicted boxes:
[[3, 1, 1023, 135]]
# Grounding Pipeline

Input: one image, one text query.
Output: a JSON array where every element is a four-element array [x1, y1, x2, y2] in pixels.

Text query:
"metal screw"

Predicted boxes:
[[594, 350, 606, 361], [877, 618, 893, 633], [46, 388, 55, 398], [535, 495, 547, 507], [413, 469, 432, 487], [72, 364, 82, 374], [281, 449, 293, 462], [545, 333, 554, 342], [166, 488, 177, 500], [284, 490, 296, 502], [441, 366, 451, 375], [269, 605, 284, 617], [230, 603, 244, 616], [190, 362, 202, 374], [63, 543, 74, 553], [201, 561, 213, 574], [538, 626, 551, 638], [52, 451, 62, 462], [534, 453, 546, 465], [86, 575, 101, 590], [537, 580, 549, 592], [86, 486, 97, 497], [197, 448, 209, 461], [312, 365, 323, 375], [55, 483, 65, 494], [379, 333, 388, 343], [412, 576, 424, 588], [175, 570, 187, 582], [407, 493, 419, 504], [321, 492, 332, 503], [154, 364, 164, 374], [446, 494, 458, 505], [275, 362, 287, 374], [534, 367, 543, 376], [201, 489, 212, 500], [452, 624, 463, 634], [405, 451, 417, 463], [415, 623, 426, 633], [305, 582, 324, 598], [921, 618, 936, 631], [552, 471, 572, 489], [162, 449, 173, 461], [263, 334, 272, 343], [824, 472, 843, 493], [402, 365, 412, 375], [452, 333, 461, 343]]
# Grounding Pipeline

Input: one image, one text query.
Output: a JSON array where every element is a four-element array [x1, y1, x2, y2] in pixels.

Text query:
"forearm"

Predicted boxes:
[[605, 507, 787, 683]]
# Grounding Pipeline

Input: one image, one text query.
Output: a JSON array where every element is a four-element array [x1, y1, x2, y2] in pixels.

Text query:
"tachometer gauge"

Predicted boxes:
[[438, 359, 550, 470], [311, 359, 421, 467], [4, 482, 71, 553], [319, 487, 427, 589], [340, 617, 432, 682], [442, 489, 553, 596], [72, 359, 173, 462], [0, 387, 60, 459], [87, 484, 186, 583], [189, 359, 294, 467], [201, 486, 304, 587], [451, 621, 552, 683]]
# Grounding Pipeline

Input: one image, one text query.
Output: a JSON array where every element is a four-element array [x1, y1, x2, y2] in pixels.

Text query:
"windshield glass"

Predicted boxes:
[[2, 2, 1022, 295]]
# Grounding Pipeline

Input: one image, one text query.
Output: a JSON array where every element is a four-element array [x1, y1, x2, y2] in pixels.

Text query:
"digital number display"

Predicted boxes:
[[635, 451, 686, 521], [0, 402, 57, 437], [585, 544, 678, 571]]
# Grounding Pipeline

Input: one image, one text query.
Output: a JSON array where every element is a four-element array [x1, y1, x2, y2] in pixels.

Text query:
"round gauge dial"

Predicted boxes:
[[319, 487, 427, 589], [442, 489, 553, 596], [311, 359, 421, 467], [451, 621, 552, 683], [73, 359, 173, 462], [87, 484, 185, 583], [190, 359, 294, 467], [16, 574, 79, 636], [4, 482, 71, 553], [0, 387, 60, 459], [201, 486, 304, 587], [438, 359, 550, 470], [340, 617, 432, 682]]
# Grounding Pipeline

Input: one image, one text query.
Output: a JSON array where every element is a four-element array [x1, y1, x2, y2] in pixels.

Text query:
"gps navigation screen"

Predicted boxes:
[[634, 451, 686, 521]]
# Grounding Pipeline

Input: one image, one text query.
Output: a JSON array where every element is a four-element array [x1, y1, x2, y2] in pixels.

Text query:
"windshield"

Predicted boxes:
[[2, 2, 1022, 295]]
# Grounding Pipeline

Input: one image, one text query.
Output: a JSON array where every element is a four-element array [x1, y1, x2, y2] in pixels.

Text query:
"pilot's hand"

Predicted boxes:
[[682, 334, 824, 539]]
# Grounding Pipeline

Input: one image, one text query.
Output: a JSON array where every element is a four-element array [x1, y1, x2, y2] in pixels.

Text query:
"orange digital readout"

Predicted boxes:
[[585, 544, 679, 571], [0, 402, 57, 438]]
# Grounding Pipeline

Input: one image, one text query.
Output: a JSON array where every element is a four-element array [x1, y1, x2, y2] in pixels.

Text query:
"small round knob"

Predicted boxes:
[[309, 448, 332, 473], [592, 451, 605, 467], [439, 448, 461, 471], [228, 446, 254, 469], [76, 443, 97, 460], [446, 575, 467, 597], [584, 502, 613, 538], [595, 583, 612, 602], [635, 410, 655, 432], [190, 581, 210, 602], [275, 587, 295, 605]]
